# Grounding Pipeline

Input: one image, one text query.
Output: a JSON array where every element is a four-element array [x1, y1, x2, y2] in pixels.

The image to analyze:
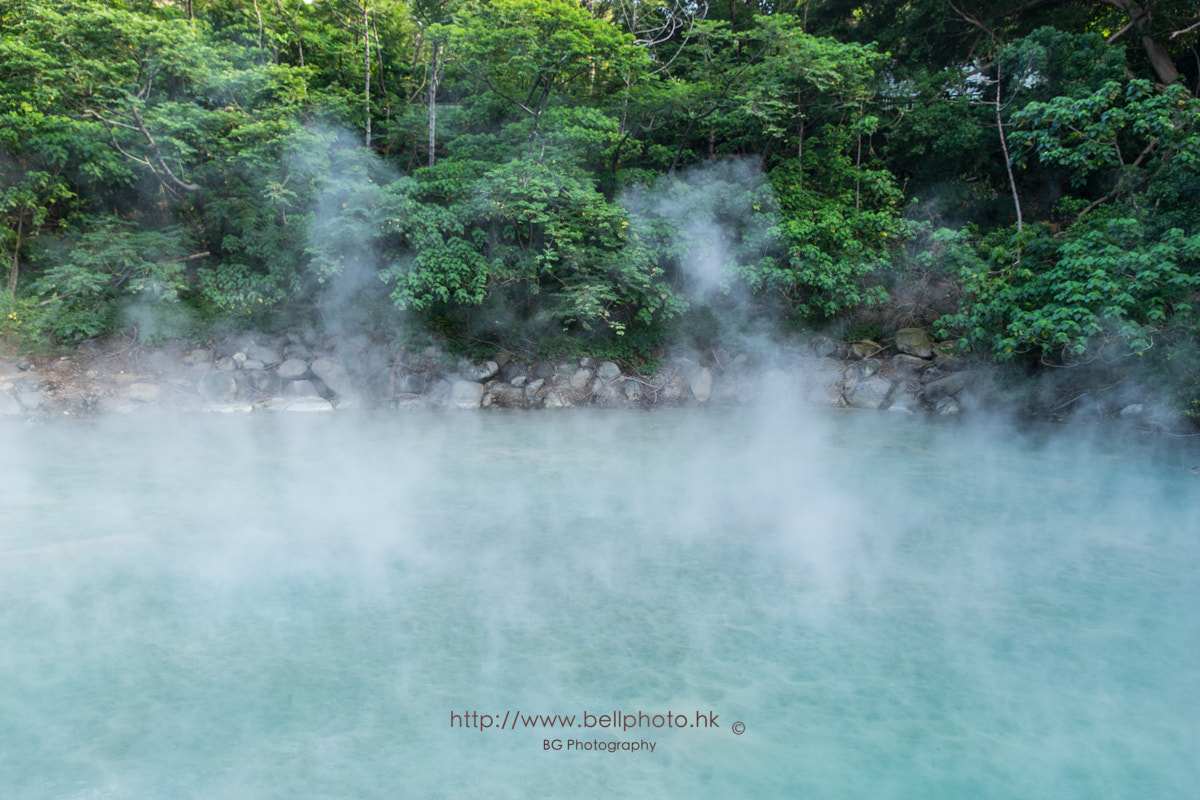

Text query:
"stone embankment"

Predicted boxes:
[[0, 326, 1161, 423]]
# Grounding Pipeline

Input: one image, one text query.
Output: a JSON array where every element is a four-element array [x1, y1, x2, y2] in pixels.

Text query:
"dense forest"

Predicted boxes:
[[2, 0, 1199, 408]]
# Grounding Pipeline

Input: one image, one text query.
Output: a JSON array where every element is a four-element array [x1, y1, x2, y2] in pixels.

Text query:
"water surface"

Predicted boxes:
[[0, 409, 1196, 798]]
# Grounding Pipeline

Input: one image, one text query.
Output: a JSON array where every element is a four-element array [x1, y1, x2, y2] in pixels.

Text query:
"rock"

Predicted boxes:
[[598, 361, 621, 381], [889, 354, 929, 382], [232, 351, 247, 367], [532, 362, 556, 381], [887, 381, 923, 412], [215, 356, 237, 372], [241, 360, 265, 371], [894, 328, 935, 359], [449, 380, 485, 409], [691, 367, 713, 403], [277, 358, 309, 379], [485, 383, 526, 408], [935, 397, 961, 415], [462, 360, 499, 382], [0, 391, 22, 415], [287, 380, 321, 397], [543, 390, 570, 408], [851, 340, 882, 359], [624, 381, 643, 401], [15, 358, 33, 371], [426, 379, 452, 406], [510, 375, 528, 388], [198, 371, 238, 402], [127, 383, 161, 403], [569, 368, 593, 390], [524, 378, 546, 404], [1119, 403, 1145, 418], [810, 336, 838, 358], [15, 391, 43, 411], [244, 343, 279, 366], [853, 358, 881, 380], [310, 358, 356, 397], [284, 344, 311, 360], [181, 349, 211, 366], [846, 376, 892, 409], [205, 402, 254, 414], [266, 396, 335, 412], [923, 372, 970, 403], [246, 369, 281, 394]]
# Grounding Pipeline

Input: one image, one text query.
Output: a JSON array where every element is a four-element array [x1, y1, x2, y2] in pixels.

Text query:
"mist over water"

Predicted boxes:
[[0, 408, 1197, 799]]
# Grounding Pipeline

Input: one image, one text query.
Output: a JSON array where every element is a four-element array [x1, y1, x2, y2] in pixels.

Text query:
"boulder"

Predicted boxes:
[[276, 358, 309, 379], [568, 367, 593, 390], [923, 372, 970, 404], [449, 380, 485, 409], [846, 376, 892, 409], [462, 360, 499, 383], [484, 383, 526, 408], [265, 396, 335, 412], [894, 328, 935, 359], [0, 391, 22, 416], [851, 340, 882, 359], [310, 358, 356, 397], [127, 383, 161, 403], [199, 371, 238, 402], [691, 367, 713, 403], [598, 361, 622, 381], [244, 343, 279, 366]]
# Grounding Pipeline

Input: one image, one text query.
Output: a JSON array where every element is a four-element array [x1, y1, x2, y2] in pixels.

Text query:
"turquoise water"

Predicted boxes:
[[0, 409, 1197, 798]]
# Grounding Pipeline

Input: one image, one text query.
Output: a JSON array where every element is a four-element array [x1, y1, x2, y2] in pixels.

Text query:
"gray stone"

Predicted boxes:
[[569, 367, 593, 390], [205, 401, 254, 414], [887, 381, 923, 412], [232, 351, 247, 366], [127, 382, 161, 403], [532, 362, 556, 381], [241, 360, 265, 371], [524, 378, 546, 403], [0, 391, 22, 415], [198, 371, 238, 402], [894, 328, 935, 359], [449, 380, 485, 409], [935, 396, 961, 415], [691, 367, 713, 403], [426, 379, 453, 406], [1119, 403, 1146, 418], [244, 343, 279, 366], [310, 358, 356, 397], [287, 380, 321, 397], [284, 344, 311, 360], [15, 391, 43, 411], [923, 372, 970, 403], [810, 336, 838, 358], [851, 340, 882, 359], [181, 349, 211, 366], [266, 396, 335, 413], [246, 369, 281, 394], [889, 354, 929, 382], [598, 361, 621, 381], [543, 390, 570, 408], [216, 356, 237, 372], [624, 380, 644, 401], [277, 358, 309, 379], [462, 360, 499, 382], [510, 375, 528, 388], [484, 383, 526, 408], [854, 358, 881, 380], [579, 357, 594, 369], [846, 376, 892, 409]]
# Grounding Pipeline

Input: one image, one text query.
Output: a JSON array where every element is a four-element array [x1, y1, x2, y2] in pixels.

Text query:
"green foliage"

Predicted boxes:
[[936, 220, 1200, 362]]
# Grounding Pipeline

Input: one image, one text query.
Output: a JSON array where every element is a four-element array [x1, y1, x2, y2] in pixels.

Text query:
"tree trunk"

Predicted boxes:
[[364, 3, 372, 150], [428, 41, 441, 168], [7, 215, 21, 296]]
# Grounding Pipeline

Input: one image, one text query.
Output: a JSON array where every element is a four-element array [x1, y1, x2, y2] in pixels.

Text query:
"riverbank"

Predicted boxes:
[[0, 327, 1190, 433]]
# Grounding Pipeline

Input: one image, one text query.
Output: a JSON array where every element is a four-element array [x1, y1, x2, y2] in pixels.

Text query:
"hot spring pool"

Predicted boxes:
[[0, 408, 1197, 798]]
